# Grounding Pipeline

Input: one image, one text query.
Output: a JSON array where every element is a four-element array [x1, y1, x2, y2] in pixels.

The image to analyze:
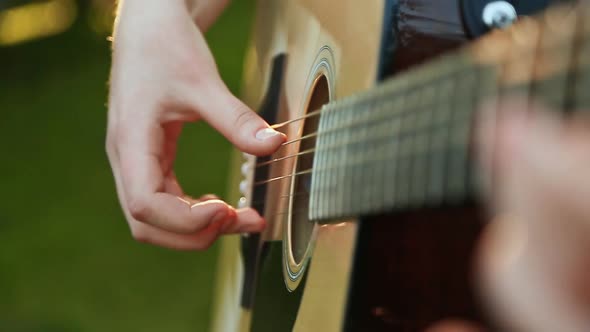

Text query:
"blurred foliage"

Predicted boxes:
[[0, 0, 255, 331]]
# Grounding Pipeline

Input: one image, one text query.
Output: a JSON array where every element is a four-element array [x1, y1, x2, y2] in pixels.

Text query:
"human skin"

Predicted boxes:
[[476, 99, 590, 332], [107, 0, 286, 250], [107, 5, 590, 328], [426, 101, 590, 332]]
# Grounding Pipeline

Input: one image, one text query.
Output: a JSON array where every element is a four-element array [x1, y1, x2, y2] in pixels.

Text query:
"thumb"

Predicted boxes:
[[192, 80, 286, 156]]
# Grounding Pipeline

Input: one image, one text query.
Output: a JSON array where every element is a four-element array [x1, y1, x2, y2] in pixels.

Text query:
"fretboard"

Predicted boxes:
[[309, 4, 590, 222]]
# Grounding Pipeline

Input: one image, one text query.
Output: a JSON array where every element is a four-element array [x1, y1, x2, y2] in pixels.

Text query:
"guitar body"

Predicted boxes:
[[209, 0, 548, 330], [211, 2, 382, 330]]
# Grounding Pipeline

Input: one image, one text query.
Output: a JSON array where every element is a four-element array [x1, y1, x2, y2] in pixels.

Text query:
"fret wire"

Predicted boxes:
[[369, 97, 387, 211], [336, 98, 346, 215], [310, 58, 486, 214], [265, 8, 590, 147], [474, 66, 501, 198], [396, 115, 412, 207], [308, 59, 475, 218], [267, 85, 413, 133], [340, 100, 356, 217], [412, 68, 437, 206], [260, 4, 590, 222], [322, 99, 334, 217], [372, 102, 389, 214], [257, 94, 451, 170], [374, 99, 390, 211], [383, 107, 402, 207], [256, 6, 588, 218], [332, 97, 345, 216], [256, 126, 470, 191], [446, 70, 466, 200], [342, 99, 357, 218], [333, 97, 348, 216], [268, 97, 416, 157], [428, 68, 456, 203], [355, 99, 368, 214], [403, 84, 428, 207], [256, 73, 479, 197], [363, 97, 376, 212], [410, 81, 437, 205]]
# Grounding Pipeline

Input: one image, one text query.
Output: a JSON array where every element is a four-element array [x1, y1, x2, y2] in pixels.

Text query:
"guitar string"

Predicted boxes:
[[249, 99, 581, 216], [255, 148, 315, 167], [251, 112, 459, 187], [262, 14, 590, 141], [259, 54, 468, 169], [252, 52, 479, 207], [244, 11, 590, 218], [244, 91, 424, 214], [255, 95, 446, 169], [246, 126, 462, 218], [278, 132, 319, 148], [270, 108, 324, 130], [252, 140, 440, 187], [248, 119, 462, 217], [244, 72, 452, 216], [262, 24, 464, 135], [248, 71, 468, 200], [254, 168, 313, 185], [249, 192, 309, 207], [248, 71, 466, 214], [254, 207, 311, 220], [267, 59, 447, 131], [247, 105, 460, 211]]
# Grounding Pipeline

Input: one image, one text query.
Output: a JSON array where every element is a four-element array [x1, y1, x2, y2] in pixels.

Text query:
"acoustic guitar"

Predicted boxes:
[[210, 1, 589, 331]]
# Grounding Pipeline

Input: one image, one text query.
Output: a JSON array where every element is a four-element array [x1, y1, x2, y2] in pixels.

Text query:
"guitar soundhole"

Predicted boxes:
[[290, 75, 329, 264]]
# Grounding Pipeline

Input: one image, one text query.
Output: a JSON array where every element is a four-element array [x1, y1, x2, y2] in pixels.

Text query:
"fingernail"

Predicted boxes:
[[255, 128, 281, 141]]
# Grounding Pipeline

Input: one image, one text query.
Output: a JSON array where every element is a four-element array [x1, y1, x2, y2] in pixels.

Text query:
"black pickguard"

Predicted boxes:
[[242, 54, 308, 331]]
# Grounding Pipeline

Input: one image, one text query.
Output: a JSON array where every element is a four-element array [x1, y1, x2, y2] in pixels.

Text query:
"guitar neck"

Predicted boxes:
[[309, 4, 590, 222]]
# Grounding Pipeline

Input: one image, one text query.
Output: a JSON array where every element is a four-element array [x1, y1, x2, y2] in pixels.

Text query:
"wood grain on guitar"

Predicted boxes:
[[211, 1, 590, 331]]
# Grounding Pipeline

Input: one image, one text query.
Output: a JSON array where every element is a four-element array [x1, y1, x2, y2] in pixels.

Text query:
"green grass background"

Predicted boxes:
[[0, 1, 255, 331]]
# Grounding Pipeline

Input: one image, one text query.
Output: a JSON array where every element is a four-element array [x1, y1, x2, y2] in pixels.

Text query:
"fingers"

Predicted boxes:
[[108, 4, 271, 251], [108, 120, 265, 248], [191, 82, 286, 156], [225, 208, 266, 233], [475, 100, 590, 331], [126, 208, 265, 251], [129, 213, 227, 251], [477, 98, 590, 217], [476, 98, 559, 209]]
